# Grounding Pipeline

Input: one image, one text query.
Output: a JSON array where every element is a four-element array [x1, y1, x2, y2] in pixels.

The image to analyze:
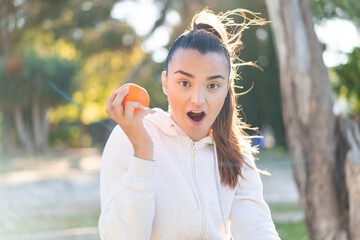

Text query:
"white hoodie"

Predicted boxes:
[[99, 108, 280, 240]]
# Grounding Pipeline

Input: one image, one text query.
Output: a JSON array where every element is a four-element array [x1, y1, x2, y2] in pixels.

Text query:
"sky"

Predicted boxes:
[[111, 0, 360, 67]]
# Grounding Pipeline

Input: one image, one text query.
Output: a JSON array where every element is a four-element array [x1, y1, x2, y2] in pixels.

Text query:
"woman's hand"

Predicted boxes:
[[106, 87, 155, 160]]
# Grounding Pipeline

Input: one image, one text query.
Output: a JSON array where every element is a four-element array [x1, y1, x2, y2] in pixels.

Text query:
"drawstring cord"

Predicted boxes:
[[213, 141, 228, 234]]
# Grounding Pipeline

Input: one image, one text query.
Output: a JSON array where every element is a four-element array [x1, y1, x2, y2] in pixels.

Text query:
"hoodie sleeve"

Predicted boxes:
[[229, 153, 280, 240], [98, 125, 156, 240]]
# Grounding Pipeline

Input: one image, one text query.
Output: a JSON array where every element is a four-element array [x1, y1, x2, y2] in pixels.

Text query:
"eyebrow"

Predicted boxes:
[[174, 70, 225, 80]]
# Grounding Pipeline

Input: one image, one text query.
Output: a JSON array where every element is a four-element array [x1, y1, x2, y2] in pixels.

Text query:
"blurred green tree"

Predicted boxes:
[[0, 0, 144, 152], [310, 0, 360, 27], [0, 47, 77, 152], [333, 47, 360, 116], [309, 0, 360, 119]]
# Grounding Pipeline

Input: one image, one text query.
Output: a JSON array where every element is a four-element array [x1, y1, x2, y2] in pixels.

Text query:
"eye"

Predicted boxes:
[[178, 80, 190, 87], [208, 83, 220, 90]]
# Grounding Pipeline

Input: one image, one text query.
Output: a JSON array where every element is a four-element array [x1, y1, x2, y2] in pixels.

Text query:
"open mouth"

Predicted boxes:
[[187, 111, 205, 122]]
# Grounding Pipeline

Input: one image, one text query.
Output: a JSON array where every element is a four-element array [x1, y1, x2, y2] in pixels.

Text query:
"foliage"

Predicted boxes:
[[332, 47, 360, 115], [1, 0, 133, 55], [310, 0, 360, 27], [0, 47, 77, 110], [309, 0, 360, 117], [0, 0, 146, 150]]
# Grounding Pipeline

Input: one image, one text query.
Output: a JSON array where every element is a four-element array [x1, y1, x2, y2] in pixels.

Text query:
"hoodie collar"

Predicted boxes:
[[145, 107, 214, 146]]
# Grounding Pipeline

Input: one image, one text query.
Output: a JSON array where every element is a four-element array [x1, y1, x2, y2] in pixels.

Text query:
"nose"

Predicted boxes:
[[191, 87, 205, 106]]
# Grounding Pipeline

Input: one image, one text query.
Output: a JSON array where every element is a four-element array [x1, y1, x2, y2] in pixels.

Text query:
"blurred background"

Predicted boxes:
[[0, 0, 359, 239]]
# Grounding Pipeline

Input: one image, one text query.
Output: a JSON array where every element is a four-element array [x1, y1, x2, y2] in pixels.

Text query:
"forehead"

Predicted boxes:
[[168, 48, 229, 78]]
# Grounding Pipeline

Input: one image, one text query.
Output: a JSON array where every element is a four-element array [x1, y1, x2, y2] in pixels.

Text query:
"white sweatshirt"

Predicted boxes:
[[99, 108, 280, 240]]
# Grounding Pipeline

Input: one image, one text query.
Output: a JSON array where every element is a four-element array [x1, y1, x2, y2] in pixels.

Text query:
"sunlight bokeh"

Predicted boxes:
[[315, 18, 360, 67], [111, 0, 180, 63]]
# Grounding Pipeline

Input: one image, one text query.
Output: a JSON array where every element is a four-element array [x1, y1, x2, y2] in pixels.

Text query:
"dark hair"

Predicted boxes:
[[165, 30, 231, 75], [165, 9, 268, 189]]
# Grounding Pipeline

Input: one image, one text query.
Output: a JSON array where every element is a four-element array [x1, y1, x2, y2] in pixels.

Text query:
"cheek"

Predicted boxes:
[[167, 90, 185, 109], [211, 90, 228, 114]]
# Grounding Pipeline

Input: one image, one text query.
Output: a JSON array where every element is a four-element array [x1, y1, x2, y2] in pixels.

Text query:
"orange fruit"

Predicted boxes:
[[116, 83, 150, 115]]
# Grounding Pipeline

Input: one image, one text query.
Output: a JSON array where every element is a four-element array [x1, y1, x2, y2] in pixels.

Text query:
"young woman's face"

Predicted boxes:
[[162, 48, 230, 141]]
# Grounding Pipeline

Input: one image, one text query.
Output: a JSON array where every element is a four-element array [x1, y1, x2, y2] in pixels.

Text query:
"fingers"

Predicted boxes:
[[105, 90, 117, 115], [113, 87, 130, 110], [111, 87, 130, 117]]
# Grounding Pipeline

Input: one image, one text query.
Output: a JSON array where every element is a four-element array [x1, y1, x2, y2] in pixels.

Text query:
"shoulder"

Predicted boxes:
[[107, 125, 129, 144], [103, 125, 133, 157], [242, 150, 256, 170], [239, 136, 257, 170]]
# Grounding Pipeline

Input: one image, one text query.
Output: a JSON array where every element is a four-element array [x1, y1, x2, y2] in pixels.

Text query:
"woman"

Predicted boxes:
[[99, 8, 280, 240]]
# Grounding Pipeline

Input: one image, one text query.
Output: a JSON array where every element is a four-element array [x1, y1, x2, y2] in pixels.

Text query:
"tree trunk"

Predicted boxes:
[[341, 117, 360, 240], [14, 106, 34, 153], [42, 103, 49, 150], [265, 0, 360, 239], [32, 97, 49, 151], [32, 97, 42, 150], [0, 109, 18, 154], [0, 1, 15, 154]]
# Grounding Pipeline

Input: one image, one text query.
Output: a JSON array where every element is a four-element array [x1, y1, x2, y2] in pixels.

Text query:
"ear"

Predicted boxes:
[[162, 71, 168, 95]]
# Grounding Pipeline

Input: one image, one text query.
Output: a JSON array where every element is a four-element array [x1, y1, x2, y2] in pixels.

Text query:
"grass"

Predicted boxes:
[[257, 146, 291, 161], [275, 221, 309, 240], [269, 202, 309, 240], [1, 210, 101, 237], [0, 148, 99, 173], [269, 202, 303, 213], [0, 150, 68, 174]]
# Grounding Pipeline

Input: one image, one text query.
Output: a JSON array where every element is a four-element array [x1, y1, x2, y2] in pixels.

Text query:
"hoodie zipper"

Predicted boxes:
[[191, 142, 207, 240]]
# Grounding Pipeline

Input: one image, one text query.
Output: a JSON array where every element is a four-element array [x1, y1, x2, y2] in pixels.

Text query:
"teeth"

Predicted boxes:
[[191, 110, 203, 113]]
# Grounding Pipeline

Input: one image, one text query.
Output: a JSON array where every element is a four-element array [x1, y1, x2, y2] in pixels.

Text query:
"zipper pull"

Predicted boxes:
[[191, 142, 196, 157]]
